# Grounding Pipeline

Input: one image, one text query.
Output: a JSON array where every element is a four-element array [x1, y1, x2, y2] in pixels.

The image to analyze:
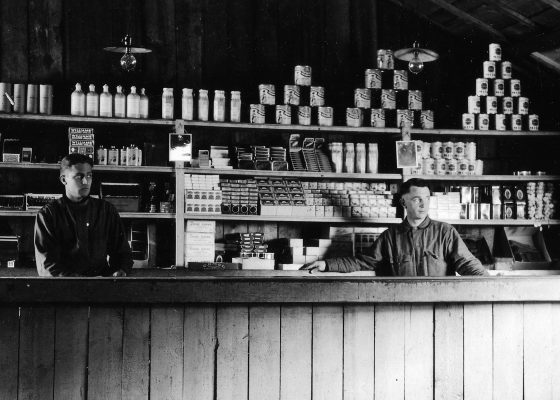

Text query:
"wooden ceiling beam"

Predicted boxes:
[[383, 0, 453, 34], [487, 0, 538, 29], [516, 28, 560, 53], [537, 0, 560, 13]]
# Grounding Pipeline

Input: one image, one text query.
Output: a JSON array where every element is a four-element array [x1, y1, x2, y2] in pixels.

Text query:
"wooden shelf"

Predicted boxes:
[[0, 210, 175, 219], [404, 174, 560, 181], [0, 113, 175, 126], [440, 219, 560, 226], [184, 168, 402, 180], [411, 128, 560, 137], [0, 162, 173, 173], [184, 214, 403, 224]]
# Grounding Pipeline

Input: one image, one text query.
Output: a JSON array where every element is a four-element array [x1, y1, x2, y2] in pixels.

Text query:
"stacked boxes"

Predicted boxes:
[[258, 178, 305, 216], [230, 232, 275, 270], [428, 192, 462, 220], [184, 174, 222, 214], [220, 178, 259, 215], [185, 220, 216, 265]]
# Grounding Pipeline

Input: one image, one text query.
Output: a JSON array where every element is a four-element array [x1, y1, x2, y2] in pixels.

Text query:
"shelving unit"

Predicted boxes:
[[0, 210, 175, 219], [410, 128, 560, 137], [403, 174, 560, 181]]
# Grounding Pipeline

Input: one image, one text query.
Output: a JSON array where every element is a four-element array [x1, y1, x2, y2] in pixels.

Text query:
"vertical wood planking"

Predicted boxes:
[[313, 306, 343, 400], [227, 0, 254, 92], [88, 306, 124, 400], [217, 306, 249, 400], [122, 307, 150, 400], [28, 0, 63, 81], [18, 306, 56, 400], [300, 0, 323, 76], [404, 304, 433, 400], [434, 304, 463, 400], [343, 305, 375, 400], [280, 306, 312, 400], [184, 306, 216, 400], [203, 0, 229, 88], [175, 0, 203, 87], [53, 306, 88, 400], [524, 303, 553, 400], [551, 303, 560, 400], [493, 303, 524, 400], [374, 304, 405, 399], [150, 306, 184, 400], [277, 0, 302, 79], [0, 306, 19, 400], [249, 306, 281, 400], [253, 0, 278, 81], [464, 303, 492, 400], [0, 0, 28, 80], [143, 0, 176, 86]]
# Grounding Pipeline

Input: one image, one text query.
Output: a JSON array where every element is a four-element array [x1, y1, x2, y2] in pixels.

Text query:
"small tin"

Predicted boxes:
[[346, 107, 363, 127], [370, 109, 386, 128], [518, 97, 529, 115], [465, 142, 477, 161], [249, 104, 266, 124], [310, 86, 325, 106], [26, 84, 38, 114], [276, 105, 292, 125], [0, 82, 12, 113], [503, 203, 515, 219], [318, 106, 333, 126], [108, 146, 119, 165], [39, 84, 53, 115], [96, 146, 107, 165], [408, 90, 422, 110], [493, 79, 505, 97], [381, 89, 396, 109], [495, 114, 506, 130], [489, 43, 502, 62], [435, 158, 447, 175], [284, 85, 300, 106], [478, 114, 489, 130], [354, 88, 371, 108], [431, 141, 443, 159], [298, 106, 311, 125], [294, 65, 312, 86], [510, 79, 521, 97], [377, 49, 394, 70], [119, 147, 127, 165], [420, 110, 434, 129], [458, 159, 469, 175], [446, 159, 458, 175], [468, 159, 477, 175], [422, 158, 435, 175], [462, 113, 475, 130], [393, 70, 408, 90], [475, 159, 484, 175], [468, 96, 480, 114], [501, 61, 512, 79], [483, 61, 496, 79], [365, 69, 382, 89], [475, 78, 489, 96], [443, 141, 454, 160], [486, 96, 498, 114], [258, 84, 275, 105], [529, 114, 539, 131], [453, 142, 465, 159], [502, 97, 514, 114], [397, 109, 413, 128], [511, 114, 522, 131]]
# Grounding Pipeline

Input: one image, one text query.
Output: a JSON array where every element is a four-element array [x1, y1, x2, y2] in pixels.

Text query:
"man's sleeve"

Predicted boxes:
[[106, 205, 134, 274], [34, 210, 71, 276], [326, 233, 389, 273], [447, 228, 489, 276]]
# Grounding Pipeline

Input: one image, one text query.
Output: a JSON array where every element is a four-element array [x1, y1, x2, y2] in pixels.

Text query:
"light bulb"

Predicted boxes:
[[120, 53, 137, 72], [408, 52, 424, 74]]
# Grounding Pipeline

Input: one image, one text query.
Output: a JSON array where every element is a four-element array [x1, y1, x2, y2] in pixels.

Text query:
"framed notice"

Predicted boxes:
[[395, 140, 418, 168], [169, 133, 192, 162]]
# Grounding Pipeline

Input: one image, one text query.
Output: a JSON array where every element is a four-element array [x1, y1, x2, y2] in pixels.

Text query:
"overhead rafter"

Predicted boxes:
[[537, 0, 560, 13], [516, 27, 560, 53], [383, 0, 451, 34], [486, 0, 538, 29]]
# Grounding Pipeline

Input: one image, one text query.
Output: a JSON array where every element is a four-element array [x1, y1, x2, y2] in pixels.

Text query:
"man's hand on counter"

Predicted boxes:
[[300, 261, 327, 273], [112, 269, 127, 277]]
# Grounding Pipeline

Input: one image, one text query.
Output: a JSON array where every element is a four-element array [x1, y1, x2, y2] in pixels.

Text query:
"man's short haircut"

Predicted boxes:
[[60, 153, 93, 175], [399, 178, 431, 196]]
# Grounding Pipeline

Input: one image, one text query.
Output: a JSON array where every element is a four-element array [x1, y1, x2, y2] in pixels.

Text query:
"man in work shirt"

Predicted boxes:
[[35, 153, 133, 277], [302, 178, 488, 276]]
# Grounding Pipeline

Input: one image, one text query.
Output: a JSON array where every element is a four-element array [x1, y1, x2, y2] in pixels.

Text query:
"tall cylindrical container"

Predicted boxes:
[[100, 84, 113, 117], [213, 90, 226, 122], [162, 88, 174, 119], [13, 83, 26, 114], [39, 84, 53, 115], [181, 88, 194, 120], [26, 84, 38, 113], [230, 91, 241, 122], [114, 85, 126, 118], [198, 89, 209, 121], [126, 86, 140, 118], [86, 84, 99, 117], [70, 83, 85, 116], [0, 82, 13, 113]]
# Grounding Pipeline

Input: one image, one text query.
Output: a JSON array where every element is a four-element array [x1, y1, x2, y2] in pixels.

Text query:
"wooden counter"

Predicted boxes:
[[1, 274, 559, 399]]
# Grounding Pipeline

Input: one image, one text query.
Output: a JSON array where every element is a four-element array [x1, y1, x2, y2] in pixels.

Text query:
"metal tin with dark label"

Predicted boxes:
[[435, 158, 446, 175], [475, 78, 488, 96], [259, 84, 275, 105], [502, 186, 513, 201], [458, 159, 469, 175], [462, 113, 475, 130], [318, 106, 333, 126], [503, 203, 515, 219], [446, 159, 457, 175], [346, 107, 363, 127], [249, 104, 266, 124], [365, 69, 382, 89], [431, 141, 442, 159], [284, 85, 300, 105], [443, 141, 454, 160], [502, 97, 513, 114], [518, 97, 529, 115], [529, 114, 539, 131], [298, 106, 311, 125], [494, 79, 505, 96], [489, 43, 502, 62], [408, 90, 422, 110], [453, 142, 465, 159], [370, 108, 386, 127], [393, 70, 408, 90], [381, 89, 396, 109], [468, 96, 480, 114], [478, 114, 489, 130], [495, 114, 506, 130], [483, 61, 496, 79], [294, 65, 312, 86], [501, 61, 512, 79], [486, 96, 498, 114], [510, 79, 521, 97], [511, 114, 522, 131], [468, 160, 477, 175], [420, 110, 434, 129], [310, 86, 325, 106], [377, 49, 394, 70], [422, 158, 435, 175], [354, 88, 371, 108]]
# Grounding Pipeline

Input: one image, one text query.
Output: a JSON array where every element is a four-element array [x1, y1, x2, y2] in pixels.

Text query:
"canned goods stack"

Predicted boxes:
[[96, 144, 142, 166], [409, 140, 482, 176], [526, 182, 556, 220], [462, 43, 539, 131], [0, 82, 54, 115]]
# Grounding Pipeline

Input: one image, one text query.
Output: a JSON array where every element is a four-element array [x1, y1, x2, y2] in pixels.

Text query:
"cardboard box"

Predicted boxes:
[[493, 226, 554, 270]]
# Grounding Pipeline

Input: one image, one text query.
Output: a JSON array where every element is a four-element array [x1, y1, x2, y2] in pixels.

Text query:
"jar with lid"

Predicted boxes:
[[86, 84, 99, 117], [182, 88, 194, 120], [213, 90, 225, 122], [126, 86, 140, 118], [71, 83, 86, 116], [114, 86, 126, 118], [198, 89, 209, 121], [162, 88, 174, 119], [230, 91, 241, 122], [100, 84, 113, 117]]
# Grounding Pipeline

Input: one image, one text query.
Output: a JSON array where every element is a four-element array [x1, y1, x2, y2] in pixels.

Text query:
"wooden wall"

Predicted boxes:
[[1, 302, 560, 399]]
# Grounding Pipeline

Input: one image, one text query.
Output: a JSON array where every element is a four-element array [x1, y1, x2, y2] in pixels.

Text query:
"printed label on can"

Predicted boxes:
[[354, 88, 371, 108], [108, 148, 119, 165], [453, 142, 465, 159], [408, 90, 422, 110], [310, 86, 325, 106], [518, 97, 529, 115], [510, 79, 521, 97], [489, 43, 502, 62], [511, 114, 522, 131], [97, 148, 107, 165], [494, 79, 505, 96], [250, 104, 266, 124], [462, 113, 475, 130], [370, 109, 385, 128], [431, 141, 442, 159], [501, 61, 512, 79], [443, 141, 454, 160], [294, 65, 312, 86], [377, 49, 394, 69], [393, 70, 408, 90], [381, 89, 396, 109], [298, 106, 311, 126], [476, 78, 489, 96], [284, 85, 301, 105], [502, 97, 513, 114], [365, 69, 382, 89], [495, 114, 506, 130], [478, 114, 489, 130], [529, 114, 539, 131], [420, 110, 434, 129], [468, 160, 476, 175], [397, 109, 413, 127], [486, 96, 498, 114], [435, 158, 447, 175], [318, 106, 333, 126], [468, 96, 480, 114], [458, 159, 469, 175], [119, 148, 127, 165], [276, 105, 292, 124], [259, 84, 275, 105], [346, 108, 363, 127], [423, 158, 435, 175], [483, 61, 496, 79]]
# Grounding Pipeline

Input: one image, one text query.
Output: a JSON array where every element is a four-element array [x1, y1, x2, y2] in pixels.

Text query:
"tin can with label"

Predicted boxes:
[[493, 79, 505, 97], [489, 43, 502, 61], [258, 84, 275, 105], [478, 114, 489, 130], [408, 90, 422, 110], [397, 109, 413, 128], [318, 106, 333, 126], [365, 69, 382, 89], [276, 105, 292, 125], [119, 147, 127, 166], [495, 114, 506, 130], [501, 61, 512, 79], [422, 158, 435, 175], [298, 106, 311, 125], [475, 159, 484, 175], [446, 159, 458, 175], [483, 61, 496, 79], [529, 114, 539, 131], [96, 146, 107, 165], [518, 97, 529, 114], [381, 89, 396, 109], [486, 96, 498, 114], [465, 142, 477, 161], [475, 78, 488, 96], [250, 104, 266, 124], [511, 114, 522, 131], [421, 141, 431, 159], [502, 97, 513, 114], [453, 142, 465, 159], [370, 109, 385, 127], [377, 49, 394, 69], [393, 70, 408, 90], [294, 65, 312, 86], [126, 145, 138, 166], [346, 107, 363, 127], [467, 159, 477, 175], [354, 88, 371, 108], [284, 85, 300, 105], [431, 141, 443, 159], [0, 82, 12, 113], [510, 79, 521, 97], [435, 158, 447, 175], [462, 113, 475, 130], [458, 159, 469, 175], [108, 146, 119, 165], [420, 110, 434, 129], [468, 96, 480, 114], [310, 86, 325, 106], [443, 141, 454, 160]]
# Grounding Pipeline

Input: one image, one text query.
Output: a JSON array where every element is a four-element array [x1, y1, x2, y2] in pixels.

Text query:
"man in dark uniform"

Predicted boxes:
[[302, 178, 488, 276], [35, 153, 133, 276]]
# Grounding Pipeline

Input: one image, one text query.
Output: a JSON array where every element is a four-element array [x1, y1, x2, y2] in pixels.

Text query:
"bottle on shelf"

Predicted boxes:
[[213, 90, 225, 122], [162, 88, 174, 119], [147, 181, 158, 213], [230, 90, 241, 122], [70, 83, 86, 116], [182, 88, 194, 120], [99, 84, 113, 117], [139, 88, 149, 118], [114, 85, 126, 118], [86, 84, 99, 117], [126, 86, 140, 119], [198, 89, 209, 121]]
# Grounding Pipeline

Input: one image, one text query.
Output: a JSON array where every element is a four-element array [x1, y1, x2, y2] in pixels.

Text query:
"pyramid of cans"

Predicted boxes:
[[463, 43, 539, 131], [250, 66, 334, 126], [348, 49, 435, 129], [410, 140, 483, 176]]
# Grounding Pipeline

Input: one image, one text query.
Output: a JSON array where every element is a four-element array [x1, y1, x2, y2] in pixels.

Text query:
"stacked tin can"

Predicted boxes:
[[411, 140, 482, 176], [526, 182, 556, 220], [251, 66, 333, 126], [462, 43, 539, 131]]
